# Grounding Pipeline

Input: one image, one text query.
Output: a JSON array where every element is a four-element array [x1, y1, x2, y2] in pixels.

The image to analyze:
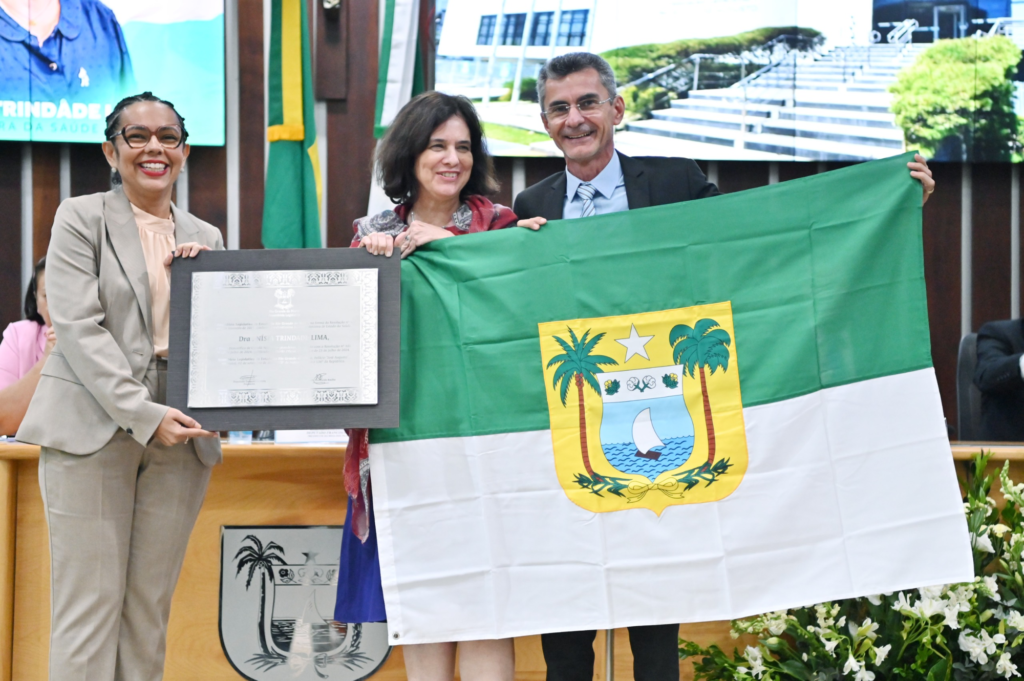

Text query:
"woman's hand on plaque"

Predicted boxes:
[[164, 242, 212, 266], [359, 233, 396, 257]]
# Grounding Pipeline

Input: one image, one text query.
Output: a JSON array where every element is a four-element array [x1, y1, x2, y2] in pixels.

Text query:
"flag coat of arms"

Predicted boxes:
[[369, 153, 973, 644]]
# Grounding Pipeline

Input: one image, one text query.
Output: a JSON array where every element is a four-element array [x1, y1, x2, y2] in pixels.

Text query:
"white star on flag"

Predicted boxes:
[[615, 324, 654, 361]]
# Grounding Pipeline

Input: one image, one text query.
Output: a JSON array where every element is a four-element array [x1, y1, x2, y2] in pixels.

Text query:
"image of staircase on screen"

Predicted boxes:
[[433, 0, 1024, 162]]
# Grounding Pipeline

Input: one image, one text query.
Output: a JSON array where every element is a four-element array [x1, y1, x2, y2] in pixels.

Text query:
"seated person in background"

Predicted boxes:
[[0, 257, 55, 435], [974, 318, 1024, 441]]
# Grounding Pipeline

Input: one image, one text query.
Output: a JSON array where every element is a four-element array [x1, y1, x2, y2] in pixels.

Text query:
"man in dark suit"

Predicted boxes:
[[512, 51, 938, 681], [974, 319, 1024, 441]]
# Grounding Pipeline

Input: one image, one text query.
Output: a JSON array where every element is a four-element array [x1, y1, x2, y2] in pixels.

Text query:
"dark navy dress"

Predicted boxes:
[[334, 498, 386, 623]]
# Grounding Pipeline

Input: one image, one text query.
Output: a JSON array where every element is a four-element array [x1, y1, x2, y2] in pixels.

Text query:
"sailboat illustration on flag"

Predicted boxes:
[[595, 365, 696, 482]]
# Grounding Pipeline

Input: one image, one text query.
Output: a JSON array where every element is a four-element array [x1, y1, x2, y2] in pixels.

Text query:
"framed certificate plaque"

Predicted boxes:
[[167, 248, 400, 430]]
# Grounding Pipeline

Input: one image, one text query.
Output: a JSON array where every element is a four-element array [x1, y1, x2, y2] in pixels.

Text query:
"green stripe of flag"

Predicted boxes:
[[262, 0, 321, 249], [372, 152, 930, 445]]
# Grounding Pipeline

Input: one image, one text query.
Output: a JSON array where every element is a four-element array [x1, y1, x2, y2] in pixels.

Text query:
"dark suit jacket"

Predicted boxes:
[[512, 151, 720, 220], [974, 319, 1024, 441]]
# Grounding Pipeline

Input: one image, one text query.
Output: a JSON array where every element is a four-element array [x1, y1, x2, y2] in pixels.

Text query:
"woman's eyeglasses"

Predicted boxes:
[[108, 125, 187, 149], [542, 97, 614, 121]]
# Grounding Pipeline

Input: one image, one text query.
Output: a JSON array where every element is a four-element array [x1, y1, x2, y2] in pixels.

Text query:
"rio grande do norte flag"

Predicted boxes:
[[369, 152, 973, 644]]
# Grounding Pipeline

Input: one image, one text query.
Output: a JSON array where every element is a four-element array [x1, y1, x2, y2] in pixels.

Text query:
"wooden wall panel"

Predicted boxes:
[[715, 161, 768, 193], [69, 143, 111, 198], [325, 1, 379, 247], [0, 143, 22, 330], [778, 162, 817, 183], [30, 145, 59, 262], [493, 156, 513, 209], [314, 0, 348, 101], [923, 162, 963, 436], [186, 146, 228, 244], [419, 0, 436, 92], [524, 157, 564, 192], [238, 0, 266, 250], [1020, 169, 1024, 318], [971, 163, 1012, 329]]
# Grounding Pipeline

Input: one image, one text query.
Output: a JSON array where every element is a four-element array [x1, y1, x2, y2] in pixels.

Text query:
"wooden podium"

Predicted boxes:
[[0, 442, 1009, 681]]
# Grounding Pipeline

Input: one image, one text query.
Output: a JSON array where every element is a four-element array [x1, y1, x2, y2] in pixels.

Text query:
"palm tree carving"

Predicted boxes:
[[235, 535, 287, 665], [669, 319, 731, 466]]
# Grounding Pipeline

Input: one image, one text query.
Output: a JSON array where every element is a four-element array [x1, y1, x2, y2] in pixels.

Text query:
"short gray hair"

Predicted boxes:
[[537, 52, 618, 110]]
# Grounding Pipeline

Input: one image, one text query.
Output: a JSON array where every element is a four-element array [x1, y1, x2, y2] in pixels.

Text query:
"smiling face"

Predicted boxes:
[[102, 100, 189, 211], [413, 115, 474, 206], [541, 67, 625, 179]]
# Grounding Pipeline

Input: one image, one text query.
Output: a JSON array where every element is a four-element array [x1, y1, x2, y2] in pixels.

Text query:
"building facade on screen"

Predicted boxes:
[[439, 0, 1024, 162], [437, 0, 1024, 98]]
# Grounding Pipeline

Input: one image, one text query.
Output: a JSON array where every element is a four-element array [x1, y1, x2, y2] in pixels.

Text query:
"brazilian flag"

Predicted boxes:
[[263, 0, 322, 248]]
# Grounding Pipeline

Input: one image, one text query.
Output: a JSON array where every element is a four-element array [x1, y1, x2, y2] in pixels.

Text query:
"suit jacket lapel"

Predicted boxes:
[[104, 189, 153, 337], [171, 202, 201, 246], [620, 152, 651, 210], [545, 172, 566, 220]]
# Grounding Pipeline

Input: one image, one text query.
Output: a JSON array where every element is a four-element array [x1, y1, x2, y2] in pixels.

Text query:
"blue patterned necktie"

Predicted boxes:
[[577, 182, 597, 218]]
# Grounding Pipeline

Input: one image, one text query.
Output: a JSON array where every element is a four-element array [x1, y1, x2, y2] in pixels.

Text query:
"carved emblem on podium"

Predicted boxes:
[[220, 527, 391, 680]]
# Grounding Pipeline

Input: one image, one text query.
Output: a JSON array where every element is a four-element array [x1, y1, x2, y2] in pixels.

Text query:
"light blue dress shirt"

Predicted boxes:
[[563, 152, 629, 218]]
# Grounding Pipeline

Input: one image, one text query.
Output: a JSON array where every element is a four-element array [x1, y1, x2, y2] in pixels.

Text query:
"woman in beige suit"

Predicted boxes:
[[17, 92, 222, 681]]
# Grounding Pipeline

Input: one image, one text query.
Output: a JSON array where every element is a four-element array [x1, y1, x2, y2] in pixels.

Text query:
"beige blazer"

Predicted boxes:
[[17, 189, 223, 466]]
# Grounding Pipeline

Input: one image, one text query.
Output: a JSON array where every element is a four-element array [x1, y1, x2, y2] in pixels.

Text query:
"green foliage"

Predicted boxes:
[[548, 328, 618, 406], [662, 373, 679, 390], [600, 26, 823, 85], [673, 459, 733, 491], [574, 471, 632, 497], [482, 122, 550, 148], [669, 319, 732, 379], [498, 76, 538, 102], [620, 84, 675, 120], [889, 36, 1021, 161], [679, 450, 1024, 681], [605, 379, 621, 396]]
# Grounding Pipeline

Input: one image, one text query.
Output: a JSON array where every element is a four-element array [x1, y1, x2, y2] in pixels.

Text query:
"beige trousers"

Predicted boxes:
[[39, 367, 211, 681]]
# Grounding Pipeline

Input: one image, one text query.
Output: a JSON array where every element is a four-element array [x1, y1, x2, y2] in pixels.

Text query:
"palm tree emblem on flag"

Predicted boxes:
[[546, 328, 620, 494], [539, 303, 749, 515]]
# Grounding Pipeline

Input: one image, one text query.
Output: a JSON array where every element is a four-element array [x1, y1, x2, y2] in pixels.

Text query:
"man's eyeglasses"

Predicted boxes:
[[108, 125, 187, 149], [542, 97, 614, 121]]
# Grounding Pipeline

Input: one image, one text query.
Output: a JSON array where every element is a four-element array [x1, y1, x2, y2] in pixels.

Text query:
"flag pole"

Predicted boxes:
[[605, 630, 614, 681]]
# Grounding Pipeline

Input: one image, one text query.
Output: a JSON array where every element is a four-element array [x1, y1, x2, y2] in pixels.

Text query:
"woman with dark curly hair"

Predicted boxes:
[[339, 91, 522, 681]]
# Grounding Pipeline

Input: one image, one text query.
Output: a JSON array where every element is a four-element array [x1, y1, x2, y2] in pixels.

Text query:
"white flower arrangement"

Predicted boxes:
[[680, 452, 1024, 680]]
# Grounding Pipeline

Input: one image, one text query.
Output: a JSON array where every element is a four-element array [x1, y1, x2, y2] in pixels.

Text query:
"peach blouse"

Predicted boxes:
[[131, 204, 175, 357]]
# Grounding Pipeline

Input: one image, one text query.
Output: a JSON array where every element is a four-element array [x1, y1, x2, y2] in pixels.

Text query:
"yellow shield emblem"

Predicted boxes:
[[538, 302, 749, 514]]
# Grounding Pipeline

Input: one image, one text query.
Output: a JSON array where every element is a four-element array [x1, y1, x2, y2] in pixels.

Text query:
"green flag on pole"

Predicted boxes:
[[374, 0, 428, 139], [367, 0, 428, 216], [263, 0, 322, 249]]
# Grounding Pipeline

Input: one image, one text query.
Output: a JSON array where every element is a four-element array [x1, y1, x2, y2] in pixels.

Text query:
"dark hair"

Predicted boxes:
[[537, 52, 618, 109], [375, 91, 498, 206], [24, 257, 46, 324], [104, 92, 188, 187]]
